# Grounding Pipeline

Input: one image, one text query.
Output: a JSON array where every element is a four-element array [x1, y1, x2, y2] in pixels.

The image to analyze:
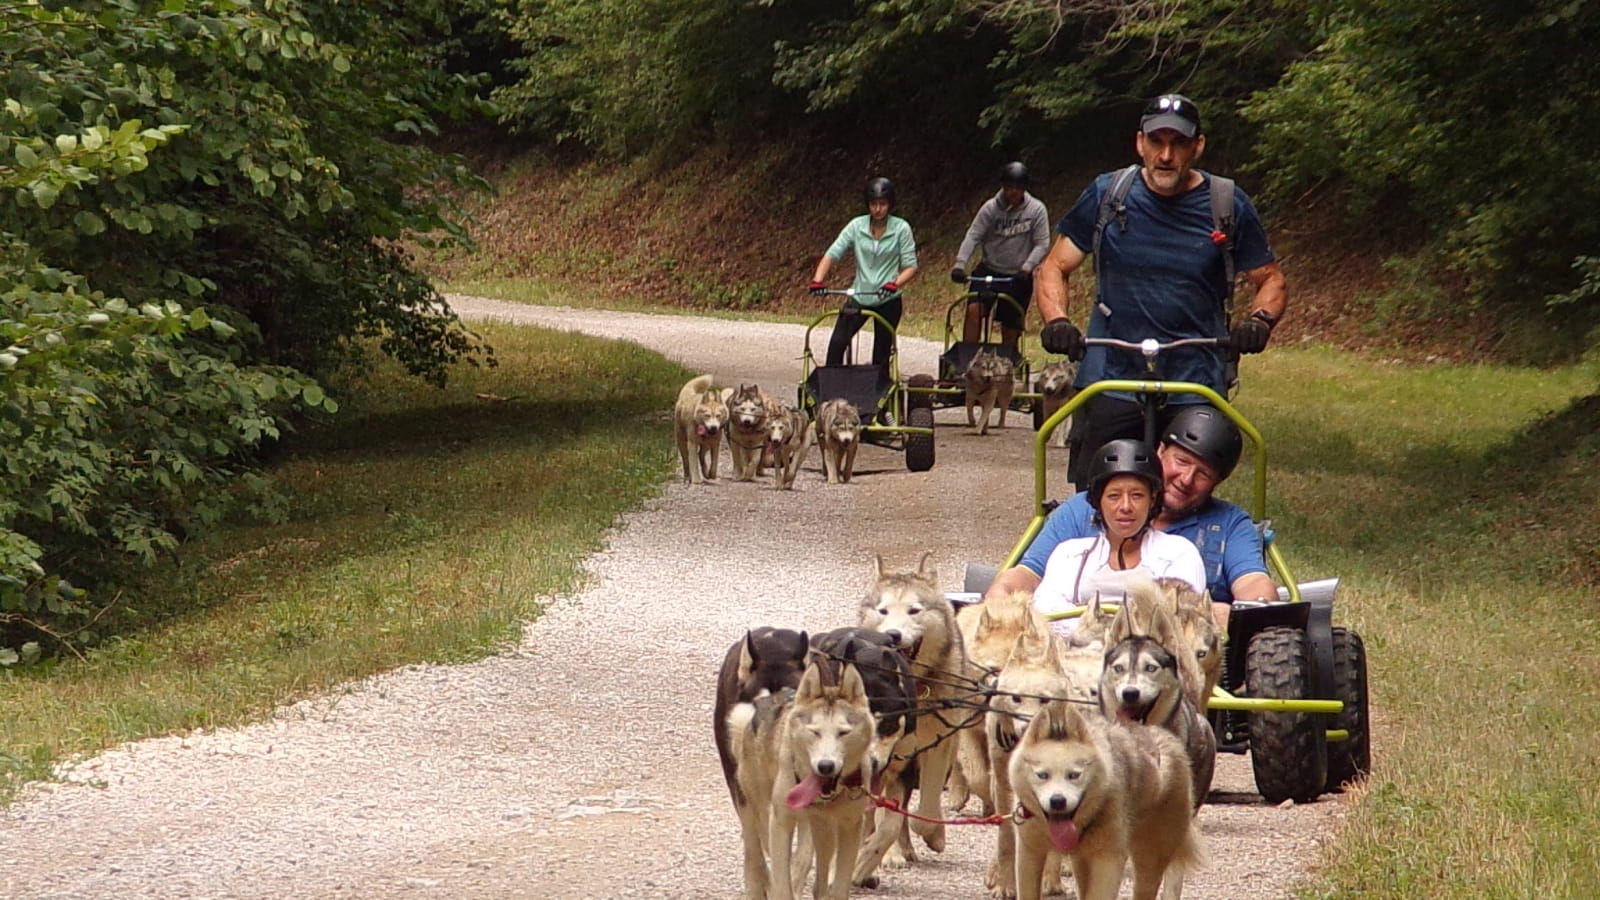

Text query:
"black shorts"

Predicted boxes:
[[968, 262, 1032, 330]]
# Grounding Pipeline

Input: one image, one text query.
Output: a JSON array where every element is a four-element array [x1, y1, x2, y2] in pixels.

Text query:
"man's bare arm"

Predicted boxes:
[[1242, 260, 1287, 323], [1033, 234, 1087, 323], [982, 565, 1043, 603]]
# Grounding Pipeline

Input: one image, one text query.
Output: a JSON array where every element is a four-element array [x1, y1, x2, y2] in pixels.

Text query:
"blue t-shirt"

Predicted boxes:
[[1058, 170, 1275, 394], [1018, 492, 1267, 604]]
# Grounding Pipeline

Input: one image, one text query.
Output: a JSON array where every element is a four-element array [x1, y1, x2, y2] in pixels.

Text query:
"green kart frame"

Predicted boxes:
[[798, 300, 935, 472], [966, 345, 1371, 803], [906, 276, 1044, 419]]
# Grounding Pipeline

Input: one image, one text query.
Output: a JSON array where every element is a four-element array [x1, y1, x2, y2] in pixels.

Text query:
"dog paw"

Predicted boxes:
[[912, 820, 946, 853], [1043, 875, 1067, 896], [984, 860, 1017, 898], [852, 875, 881, 890], [882, 846, 912, 868]]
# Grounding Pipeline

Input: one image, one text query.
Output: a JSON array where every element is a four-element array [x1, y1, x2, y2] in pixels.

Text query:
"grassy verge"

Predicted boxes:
[[0, 322, 687, 803], [1222, 348, 1600, 898]]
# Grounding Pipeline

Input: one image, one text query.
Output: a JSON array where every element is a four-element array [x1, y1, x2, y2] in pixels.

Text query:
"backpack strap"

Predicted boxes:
[[1208, 172, 1237, 303], [1091, 164, 1142, 312]]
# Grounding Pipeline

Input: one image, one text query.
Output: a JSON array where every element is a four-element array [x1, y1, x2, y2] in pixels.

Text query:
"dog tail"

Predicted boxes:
[[683, 373, 715, 396], [1159, 821, 1207, 900]]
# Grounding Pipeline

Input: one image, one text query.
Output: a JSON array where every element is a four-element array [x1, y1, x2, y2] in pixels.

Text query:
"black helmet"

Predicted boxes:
[[864, 176, 896, 204], [999, 161, 1029, 187], [1087, 439, 1164, 520], [1162, 405, 1243, 481]]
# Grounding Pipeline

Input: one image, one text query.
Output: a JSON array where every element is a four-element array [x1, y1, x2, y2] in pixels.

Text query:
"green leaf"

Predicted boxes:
[[73, 211, 107, 235], [15, 143, 38, 168]]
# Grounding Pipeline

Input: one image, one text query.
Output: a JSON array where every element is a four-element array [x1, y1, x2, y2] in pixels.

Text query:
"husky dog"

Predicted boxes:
[[764, 405, 814, 490], [1153, 576, 1223, 707], [857, 553, 969, 857], [1100, 580, 1217, 809], [673, 374, 730, 484], [984, 607, 1077, 899], [809, 628, 921, 889], [728, 383, 783, 481], [715, 627, 811, 809], [729, 656, 876, 900], [964, 348, 1016, 435], [949, 590, 1044, 816], [1009, 700, 1202, 900], [1063, 592, 1115, 651], [1035, 360, 1079, 448], [814, 398, 862, 484]]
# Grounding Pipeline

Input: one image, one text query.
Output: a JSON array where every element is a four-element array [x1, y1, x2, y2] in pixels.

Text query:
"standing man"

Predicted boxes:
[[1034, 94, 1288, 489], [950, 162, 1052, 355]]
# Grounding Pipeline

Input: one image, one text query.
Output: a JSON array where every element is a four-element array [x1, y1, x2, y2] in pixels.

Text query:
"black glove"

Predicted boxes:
[[1230, 315, 1272, 354], [950, 267, 967, 284], [1040, 317, 1085, 361]]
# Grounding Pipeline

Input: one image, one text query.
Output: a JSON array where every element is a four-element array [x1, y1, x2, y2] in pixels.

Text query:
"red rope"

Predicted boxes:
[[869, 792, 1008, 827]]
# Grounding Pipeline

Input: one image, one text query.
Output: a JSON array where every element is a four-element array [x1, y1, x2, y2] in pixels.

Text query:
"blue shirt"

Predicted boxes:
[[1018, 492, 1267, 604], [1058, 170, 1275, 394]]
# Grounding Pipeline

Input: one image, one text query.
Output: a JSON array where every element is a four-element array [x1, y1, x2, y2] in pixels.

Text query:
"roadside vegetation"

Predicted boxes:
[[0, 322, 686, 802]]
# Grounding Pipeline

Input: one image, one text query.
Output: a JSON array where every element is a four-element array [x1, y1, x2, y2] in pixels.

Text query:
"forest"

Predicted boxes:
[[4, 0, 1598, 650]]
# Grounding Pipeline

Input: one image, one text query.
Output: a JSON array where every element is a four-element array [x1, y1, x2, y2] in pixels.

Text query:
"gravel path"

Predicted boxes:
[[0, 297, 1346, 898]]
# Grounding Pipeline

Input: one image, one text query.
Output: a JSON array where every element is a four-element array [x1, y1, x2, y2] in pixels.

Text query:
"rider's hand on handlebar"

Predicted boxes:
[[808, 281, 826, 296], [1230, 317, 1271, 354], [949, 267, 966, 284], [881, 281, 900, 296], [1040, 318, 1086, 361]]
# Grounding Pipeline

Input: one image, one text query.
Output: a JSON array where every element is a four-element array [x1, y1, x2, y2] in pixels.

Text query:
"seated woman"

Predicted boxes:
[[1002, 438, 1205, 638]]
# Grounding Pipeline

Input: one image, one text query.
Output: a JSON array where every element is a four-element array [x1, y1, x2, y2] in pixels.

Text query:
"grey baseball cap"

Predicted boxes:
[[1140, 94, 1201, 138]]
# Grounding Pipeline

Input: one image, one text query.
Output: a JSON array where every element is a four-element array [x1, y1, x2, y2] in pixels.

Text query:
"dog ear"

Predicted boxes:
[[797, 657, 825, 699], [916, 551, 936, 582], [1106, 594, 1135, 644], [875, 554, 887, 577], [792, 630, 810, 662], [837, 662, 868, 705], [739, 630, 759, 679]]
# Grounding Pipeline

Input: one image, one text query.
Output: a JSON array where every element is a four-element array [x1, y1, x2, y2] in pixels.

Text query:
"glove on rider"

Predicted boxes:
[[1230, 310, 1276, 354], [1040, 317, 1086, 361]]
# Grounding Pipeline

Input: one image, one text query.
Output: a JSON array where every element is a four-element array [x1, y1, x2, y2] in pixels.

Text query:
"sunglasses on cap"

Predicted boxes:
[[1143, 95, 1201, 126]]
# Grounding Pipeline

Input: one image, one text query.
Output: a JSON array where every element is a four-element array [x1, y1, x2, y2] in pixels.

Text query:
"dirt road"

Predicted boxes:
[[0, 297, 1344, 898]]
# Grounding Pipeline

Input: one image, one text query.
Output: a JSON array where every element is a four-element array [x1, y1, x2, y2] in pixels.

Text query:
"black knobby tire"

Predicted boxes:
[[1324, 627, 1371, 791], [905, 406, 935, 472], [906, 373, 936, 411], [1245, 626, 1328, 803]]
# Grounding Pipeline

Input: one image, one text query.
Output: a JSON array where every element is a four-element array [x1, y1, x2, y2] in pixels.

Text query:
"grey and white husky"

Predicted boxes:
[[964, 348, 1016, 435], [728, 383, 783, 481], [764, 405, 813, 490], [814, 398, 862, 484], [1035, 360, 1079, 448], [1099, 579, 1218, 809]]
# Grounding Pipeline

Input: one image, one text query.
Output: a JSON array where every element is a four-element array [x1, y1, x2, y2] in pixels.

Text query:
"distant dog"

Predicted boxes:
[[964, 348, 1016, 435], [1035, 360, 1079, 448], [764, 405, 814, 490], [814, 398, 862, 484], [728, 383, 783, 481], [858, 553, 970, 857], [1061, 591, 1114, 651], [1009, 700, 1201, 900], [1100, 579, 1218, 809], [673, 374, 729, 484], [810, 628, 921, 889], [729, 655, 876, 900], [714, 627, 811, 809], [1153, 576, 1223, 707]]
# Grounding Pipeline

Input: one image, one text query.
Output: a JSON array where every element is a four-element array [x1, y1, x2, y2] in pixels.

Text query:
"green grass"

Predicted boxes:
[[0, 322, 687, 802], [1219, 348, 1600, 898]]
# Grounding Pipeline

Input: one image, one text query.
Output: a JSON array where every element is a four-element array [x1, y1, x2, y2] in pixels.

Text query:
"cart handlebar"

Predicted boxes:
[[814, 287, 891, 299], [960, 274, 1017, 287]]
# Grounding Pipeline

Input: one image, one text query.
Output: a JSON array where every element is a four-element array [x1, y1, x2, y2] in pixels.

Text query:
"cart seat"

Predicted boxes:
[[939, 341, 1023, 381], [805, 364, 892, 417]]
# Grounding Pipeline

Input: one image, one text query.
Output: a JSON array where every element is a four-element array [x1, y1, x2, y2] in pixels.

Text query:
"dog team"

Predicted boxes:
[[675, 359, 1077, 488], [715, 555, 1217, 900], [675, 376, 862, 488]]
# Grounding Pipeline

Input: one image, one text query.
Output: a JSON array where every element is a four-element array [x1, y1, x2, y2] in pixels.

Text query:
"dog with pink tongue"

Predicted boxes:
[[1008, 699, 1202, 900]]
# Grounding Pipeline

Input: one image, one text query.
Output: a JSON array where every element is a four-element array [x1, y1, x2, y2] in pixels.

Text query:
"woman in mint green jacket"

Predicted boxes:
[[809, 176, 919, 368]]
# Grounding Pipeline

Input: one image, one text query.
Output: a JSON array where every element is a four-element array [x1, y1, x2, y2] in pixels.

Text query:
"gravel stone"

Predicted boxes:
[[0, 297, 1349, 898]]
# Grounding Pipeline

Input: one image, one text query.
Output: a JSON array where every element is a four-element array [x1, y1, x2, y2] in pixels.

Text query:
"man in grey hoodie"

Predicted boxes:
[[950, 161, 1052, 354]]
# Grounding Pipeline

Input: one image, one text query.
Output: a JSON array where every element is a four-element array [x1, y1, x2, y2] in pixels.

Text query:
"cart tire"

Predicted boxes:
[[907, 373, 936, 411], [1324, 627, 1371, 791], [1245, 626, 1329, 803], [905, 406, 935, 472]]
